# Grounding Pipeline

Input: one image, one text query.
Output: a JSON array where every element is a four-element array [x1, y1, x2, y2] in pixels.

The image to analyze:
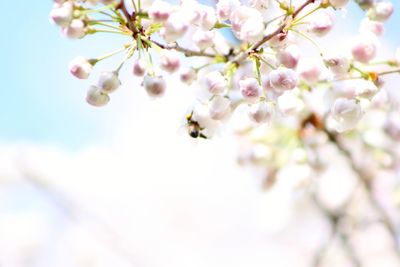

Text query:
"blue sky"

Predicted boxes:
[[0, 1, 399, 150]]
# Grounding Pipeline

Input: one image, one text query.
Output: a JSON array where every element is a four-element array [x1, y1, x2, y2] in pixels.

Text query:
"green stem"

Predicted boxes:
[[289, 28, 323, 54], [131, 0, 138, 13], [90, 29, 131, 35], [350, 64, 369, 79], [293, 5, 322, 24], [96, 44, 131, 62], [377, 68, 400, 76], [89, 21, 124, 31]]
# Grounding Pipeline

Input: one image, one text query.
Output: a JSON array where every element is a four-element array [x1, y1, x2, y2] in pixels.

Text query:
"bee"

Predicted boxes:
[[186, 112, 208, 139]]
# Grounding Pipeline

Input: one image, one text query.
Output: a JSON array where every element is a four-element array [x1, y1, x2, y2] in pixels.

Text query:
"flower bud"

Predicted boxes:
[[198, 6, 217, 30], [331, 98, 362, 132], [160, 13, 189, 43], [360, 18, 384, 36], [354, 79, 378, 99], [86, 85, 110, 107], [208, 95, 231, 120], [216, 0, 240, 20], [133, 59, 146, 77], [277, 91, 304, 116], [160, 50, 180, 73], [299, 61, 321, 84], [249, 101, 274, 124], [277, 45, 300, 69], [180, 68, 197, 85], [309, 12, 334, 37], [351, 34, 377, 63], [98, 71, 121, 93], [205, 71, 227, 95], [324, 53, 350, 76], [193, 30, 215, 50], [262, 75, 274, 92], [69, 57, 93, 79], [329, 0, 349, 8], [269, 67, 298, 91], [49, 2, 73, 27], [230, 7, 264, 43], [148, 0, 172, 22], [239, 78, 262, 103], [250, 0, 269, 9], [368, 1, 393, 22], [143, 75, 166, 97], [63, 19, 86, 39]]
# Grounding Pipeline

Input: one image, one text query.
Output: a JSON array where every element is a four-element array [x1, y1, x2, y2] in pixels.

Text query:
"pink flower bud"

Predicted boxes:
[[205, 71, 227, 95], [208, 95, 231, 120], [269, 67, 298, 91], [324, 53, 350, 76], [354, 79, 378, 99], [360, 18, 384, 36], [98, 71, 121, 93], [216, 0, 240, 20], [262, 75, 274, 92], [277, 45, 300, 69], [331, 98, 362, 132], [329, 0, 349, 8], [86, 85, 110, 107], [160, 50, 180, 73], [309, 12, 334, 37], [239, 78, 262, 103], [69, 57, 93, 79], [180, 68, 197, 85], [193, 30, 215, 50], [249, 101, 274, 123], [133, 59, 146, 77], [143, 75, 166, 97], [198, 6, 217, 30], [250, 0, 269, 9], [299, 61, 322, 84], [63, 19, 86, 39], [368, 1, 393, 22], [230, 7, 264, 43], [351, 34, 377, 63], [160, 13, 189, 43], [49, 2, 73, 27], [148, 0, 172, 22]]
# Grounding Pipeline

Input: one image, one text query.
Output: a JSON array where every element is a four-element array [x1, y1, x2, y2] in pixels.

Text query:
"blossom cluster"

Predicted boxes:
[[50, 0, 398, 138]]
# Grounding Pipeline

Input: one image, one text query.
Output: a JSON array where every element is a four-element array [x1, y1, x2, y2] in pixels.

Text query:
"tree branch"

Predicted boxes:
[[232, 0, 318, 64], [323, 127, 400, 256], [151, 40, 218, 58]]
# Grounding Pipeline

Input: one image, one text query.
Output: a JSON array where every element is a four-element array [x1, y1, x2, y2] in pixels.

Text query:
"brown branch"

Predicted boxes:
[[311, 189, 363, 267], [323, 127, 400, 257], [151, 40, 218, 58], [292, 0, 316, 18], [232, 0, 318, 65], [118, 0, 139, 36]]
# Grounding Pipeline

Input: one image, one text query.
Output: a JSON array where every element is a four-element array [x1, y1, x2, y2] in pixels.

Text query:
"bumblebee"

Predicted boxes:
[[186, 112, 208, 139]]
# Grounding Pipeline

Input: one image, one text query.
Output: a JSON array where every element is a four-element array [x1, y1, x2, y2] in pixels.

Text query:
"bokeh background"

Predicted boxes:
[[1, 1, 400, 267]]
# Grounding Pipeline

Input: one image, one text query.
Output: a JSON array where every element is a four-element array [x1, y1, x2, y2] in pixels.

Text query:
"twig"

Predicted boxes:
[[232, 0, 318, 64], [151, 40, 218, 58], [323, 127, 400, 256], [312, 193, 363, 267]]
